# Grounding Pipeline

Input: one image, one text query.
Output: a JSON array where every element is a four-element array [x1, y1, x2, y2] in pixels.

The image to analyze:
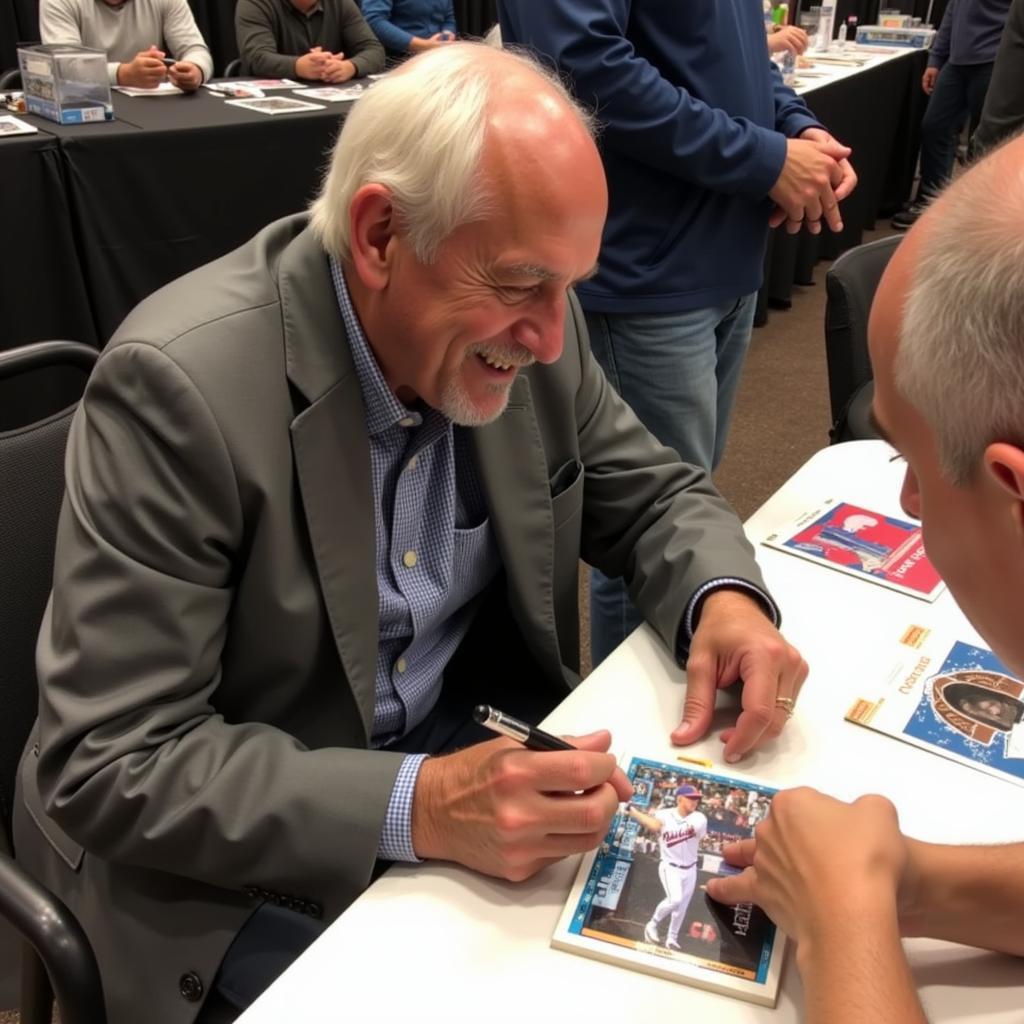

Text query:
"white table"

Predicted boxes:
[[793, 43, 919, 96], [238, 441, 1024, 1023]]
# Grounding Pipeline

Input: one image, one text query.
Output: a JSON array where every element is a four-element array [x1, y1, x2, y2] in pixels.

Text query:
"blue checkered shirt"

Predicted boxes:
[[330, 260, 500, 863]]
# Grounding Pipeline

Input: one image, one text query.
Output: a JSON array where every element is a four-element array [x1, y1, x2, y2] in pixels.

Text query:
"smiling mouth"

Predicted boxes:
[[476, 353, 518, 374]]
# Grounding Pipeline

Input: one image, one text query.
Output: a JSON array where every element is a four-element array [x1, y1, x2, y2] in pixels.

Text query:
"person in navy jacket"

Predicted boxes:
[[498, 0, 857, 666]]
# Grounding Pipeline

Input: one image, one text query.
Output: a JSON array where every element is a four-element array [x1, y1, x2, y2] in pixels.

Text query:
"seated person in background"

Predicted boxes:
[[363, 0, 456, 57], [39, 0, 212, 91], [236, 0, 385, 83], [766, 23, 809, 55], [710, 134, 1024, 1024], [14, 41, 806, 1024]]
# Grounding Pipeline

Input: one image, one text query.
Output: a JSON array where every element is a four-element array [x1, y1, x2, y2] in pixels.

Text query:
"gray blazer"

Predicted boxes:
[[15, 215, 768, 1024]]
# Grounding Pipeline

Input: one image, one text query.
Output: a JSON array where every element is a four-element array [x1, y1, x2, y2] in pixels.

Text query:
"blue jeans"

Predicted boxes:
[[585, 295, 757, 666], [918, 61, 994, 199]]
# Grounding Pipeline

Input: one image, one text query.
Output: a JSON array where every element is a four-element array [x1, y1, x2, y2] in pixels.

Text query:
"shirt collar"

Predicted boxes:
[[328, 257, 424, 436]]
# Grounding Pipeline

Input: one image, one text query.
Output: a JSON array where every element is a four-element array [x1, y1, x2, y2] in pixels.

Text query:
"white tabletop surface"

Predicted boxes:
[[238, 441, 1024, 1023], [793, 43, 919, 96]]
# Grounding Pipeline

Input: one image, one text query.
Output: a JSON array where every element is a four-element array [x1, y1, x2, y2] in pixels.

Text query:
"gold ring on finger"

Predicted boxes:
[[774, 696, 796, 718]]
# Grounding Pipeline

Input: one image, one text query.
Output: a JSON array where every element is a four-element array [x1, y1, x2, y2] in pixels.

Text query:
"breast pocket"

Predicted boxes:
[[549, 458, 584, 531]]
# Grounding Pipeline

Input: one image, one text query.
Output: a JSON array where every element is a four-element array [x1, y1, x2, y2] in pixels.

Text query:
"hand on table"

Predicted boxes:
[[117, 46, 167, 89], [770, 132, 851, 234], [321, 55, 357, 83], [167, 60, 203, 92], [671, 590, 808, 762], [409, 33, 454, 53], [767, 25, 809, 56], [922, 66, 939, 95], [706, 788, 908, 948], [411, 731, 632, 882], [295, 46, 332, 80]]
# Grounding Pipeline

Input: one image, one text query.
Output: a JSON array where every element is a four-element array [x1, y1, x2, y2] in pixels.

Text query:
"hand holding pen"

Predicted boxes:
[[410, 706, 632, 882]]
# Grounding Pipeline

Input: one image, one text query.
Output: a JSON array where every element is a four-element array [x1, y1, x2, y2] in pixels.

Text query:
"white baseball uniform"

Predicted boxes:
[[648, 807, 708, 944]]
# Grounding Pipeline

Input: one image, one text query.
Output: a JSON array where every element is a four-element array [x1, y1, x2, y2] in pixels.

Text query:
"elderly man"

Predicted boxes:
[[235, 0, 384, 83], [39, 0, 213, 91], [710, 135, 1024, 1023], [15, 43, 806, 1024]]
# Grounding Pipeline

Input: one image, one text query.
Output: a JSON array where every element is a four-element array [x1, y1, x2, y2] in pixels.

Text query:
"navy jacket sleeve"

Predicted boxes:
[[499, 0, 790, 200], [929, 0, 956, 67], [771, 63, 824, 139]]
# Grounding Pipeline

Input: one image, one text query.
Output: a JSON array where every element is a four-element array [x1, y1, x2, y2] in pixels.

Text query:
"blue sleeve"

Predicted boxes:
[[771, 62, 824, 138], [363, 0, 413, 53], [929, 0, 956, 67], [498, 0, 787, 200], [444, 0, 456, 35]]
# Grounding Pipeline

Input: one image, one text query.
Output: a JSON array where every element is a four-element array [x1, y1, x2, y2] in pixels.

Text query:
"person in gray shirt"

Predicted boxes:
[[39, 0, 213, 91], [236, 0, 385, 83]]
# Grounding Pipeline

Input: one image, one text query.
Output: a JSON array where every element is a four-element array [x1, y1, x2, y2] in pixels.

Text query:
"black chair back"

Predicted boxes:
[[824, 235, 902, 443], [0, 340, 106, 1024]]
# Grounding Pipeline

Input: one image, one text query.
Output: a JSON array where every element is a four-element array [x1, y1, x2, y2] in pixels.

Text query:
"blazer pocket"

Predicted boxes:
[[549, 458, 584, 531], [20, 736, 85, 872]]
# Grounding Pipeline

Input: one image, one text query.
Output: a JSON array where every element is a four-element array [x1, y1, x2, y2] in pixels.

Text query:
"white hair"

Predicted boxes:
[[308, 42, 592, 265], [895, 137, 1024, 484]]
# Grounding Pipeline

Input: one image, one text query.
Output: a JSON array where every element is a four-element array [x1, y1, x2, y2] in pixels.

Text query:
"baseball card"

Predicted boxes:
[[552, 757, 784, 1006], [761, 498, 945, 601], [847, 623, 1024, 788]]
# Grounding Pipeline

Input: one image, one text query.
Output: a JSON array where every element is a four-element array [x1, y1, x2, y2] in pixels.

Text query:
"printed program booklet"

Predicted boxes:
[[291, 85, 365, 102], [762, 498, 945, 601], [553, 757, 784, 1006], [847, 624, 1024, 788]]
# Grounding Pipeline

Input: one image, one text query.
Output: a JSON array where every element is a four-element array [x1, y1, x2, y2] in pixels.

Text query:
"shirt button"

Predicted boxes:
[[406, 455, 418, 471], [402, 550, 417, 568], [396, 657, 407, 674], [398, 417, 415, 427]]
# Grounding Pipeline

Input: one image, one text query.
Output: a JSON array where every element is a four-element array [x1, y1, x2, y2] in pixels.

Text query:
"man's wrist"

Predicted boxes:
[[796, 892, 900, 971]]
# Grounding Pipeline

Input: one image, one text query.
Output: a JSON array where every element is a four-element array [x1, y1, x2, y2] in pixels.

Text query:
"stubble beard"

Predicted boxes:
[[439, 342, 535, 427]]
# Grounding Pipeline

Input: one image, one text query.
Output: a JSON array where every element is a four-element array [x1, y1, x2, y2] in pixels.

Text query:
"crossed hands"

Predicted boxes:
[[117, 46, 202, 90], [411, 730, 632, 881], [296, 46, 357, 83], [769, 127, 858, 235], [707, 788, 909, 949]]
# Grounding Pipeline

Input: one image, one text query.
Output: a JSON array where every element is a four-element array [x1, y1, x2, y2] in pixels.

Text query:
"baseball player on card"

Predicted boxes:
[[627, 783, 708, 950]]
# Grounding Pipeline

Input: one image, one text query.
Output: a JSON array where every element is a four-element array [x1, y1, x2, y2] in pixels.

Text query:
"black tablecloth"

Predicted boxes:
[[0, 130, 97, 346], [11, 89, 348, 347]]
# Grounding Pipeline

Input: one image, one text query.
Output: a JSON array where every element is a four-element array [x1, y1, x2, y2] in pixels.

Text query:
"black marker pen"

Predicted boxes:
[[473, 704, 575, 752]]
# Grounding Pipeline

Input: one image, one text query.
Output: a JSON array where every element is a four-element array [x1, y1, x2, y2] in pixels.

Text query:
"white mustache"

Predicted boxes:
[[470, 344, 535, 368]]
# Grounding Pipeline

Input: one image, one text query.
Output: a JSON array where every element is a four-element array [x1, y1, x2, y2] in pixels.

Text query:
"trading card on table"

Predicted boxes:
[[847, 623, 1024, 788], [552, 757, 784, 1006], [762, 498, 945, 601], [224, 96, 324, 115]]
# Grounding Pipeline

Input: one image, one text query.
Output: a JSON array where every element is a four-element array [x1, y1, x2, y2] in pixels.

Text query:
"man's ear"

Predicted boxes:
[[984, 442, 1024, 535], [347, 184, 397, 292]]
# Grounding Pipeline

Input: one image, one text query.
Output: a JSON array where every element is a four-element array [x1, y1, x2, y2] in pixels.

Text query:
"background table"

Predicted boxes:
[[237, 440, 1024, 1024]]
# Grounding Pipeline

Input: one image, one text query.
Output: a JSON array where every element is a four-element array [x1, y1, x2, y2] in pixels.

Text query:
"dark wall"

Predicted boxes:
[[1, 0, 500, 74]]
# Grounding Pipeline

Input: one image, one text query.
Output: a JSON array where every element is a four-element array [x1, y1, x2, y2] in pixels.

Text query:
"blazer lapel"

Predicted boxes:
[[472, 375, 564, 672], [281, 230, 378, 742]]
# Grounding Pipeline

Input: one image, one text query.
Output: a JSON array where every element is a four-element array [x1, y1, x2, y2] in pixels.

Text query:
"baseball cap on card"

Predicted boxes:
[[675, 784, 701, 798]]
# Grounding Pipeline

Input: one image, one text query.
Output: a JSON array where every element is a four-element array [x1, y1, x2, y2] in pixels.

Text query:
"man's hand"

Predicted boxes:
[[768, 135, 850, 234], [800, 127, 858, 202], [671, 590, 808, 762], [295, 46, 332, 80], [706, 789, 908, 949], [767, 25, 809, 56], [409, 33, 453, 53], [167, 61, 202, 92], [117, 46, 167, 89], [922, 66, 939, 95], [411, 731, 633, 882], [322, 54, 357, 83]]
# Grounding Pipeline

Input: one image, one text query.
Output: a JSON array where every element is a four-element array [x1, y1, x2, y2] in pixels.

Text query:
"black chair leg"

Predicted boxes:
[[20, 943, 54, 1024]]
